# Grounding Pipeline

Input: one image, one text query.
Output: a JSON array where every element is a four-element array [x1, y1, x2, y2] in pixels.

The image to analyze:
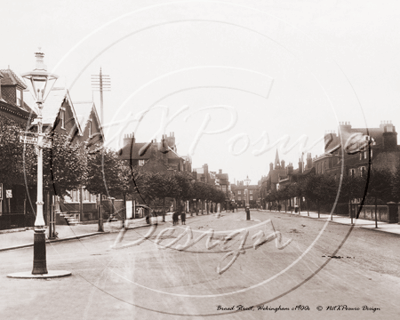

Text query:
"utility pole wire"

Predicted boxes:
[[91, 68, 111, 124]]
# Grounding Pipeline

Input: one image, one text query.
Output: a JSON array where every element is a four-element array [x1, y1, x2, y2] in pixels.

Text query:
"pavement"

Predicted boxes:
[[261, 208, 400, 235], [1, 208, 399, 252]]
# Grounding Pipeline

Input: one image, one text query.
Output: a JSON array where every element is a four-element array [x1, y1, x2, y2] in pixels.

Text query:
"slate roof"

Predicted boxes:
[[0, 69, 35, 114], [119, 141, 182, 160], [269, 168, 287, 184], [325, 127, 384, 154], [0, 69, 27, 89], [216, 173, 229, 181], [73, 101, 104, 142], [25, 88, 83, 135], [73, 101, 93, 130]]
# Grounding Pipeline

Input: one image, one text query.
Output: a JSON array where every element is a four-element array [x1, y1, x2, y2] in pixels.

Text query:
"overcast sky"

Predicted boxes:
[[2, 0, 400, 184]]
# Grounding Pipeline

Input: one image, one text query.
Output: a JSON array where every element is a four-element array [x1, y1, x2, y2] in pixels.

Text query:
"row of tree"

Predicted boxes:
[[264, 166, 398, 215], [0, 117, 226, 214]]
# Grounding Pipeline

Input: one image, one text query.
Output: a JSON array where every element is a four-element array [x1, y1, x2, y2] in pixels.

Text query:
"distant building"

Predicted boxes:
[[193, 165, 231, 209], [216, 169, 230, 195], [318, 121, 400, 178], [193, 164, 210, 183], [231, 180, 260, 208], [260, 150, 287, 204], [261, 121, 400, 212], [118, 132, 191, 173]]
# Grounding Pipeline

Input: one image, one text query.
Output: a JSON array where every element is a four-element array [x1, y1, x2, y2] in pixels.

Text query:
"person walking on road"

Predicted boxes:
[[181, 212, 186, 225], [172, 212, 179, 225]]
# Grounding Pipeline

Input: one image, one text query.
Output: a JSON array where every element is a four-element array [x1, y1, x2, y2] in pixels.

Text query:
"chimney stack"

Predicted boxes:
[[382, 121, 397, 150], [287, 163, 293, 175], [306, 152, 312, 169], [123, 132, 135, 147]]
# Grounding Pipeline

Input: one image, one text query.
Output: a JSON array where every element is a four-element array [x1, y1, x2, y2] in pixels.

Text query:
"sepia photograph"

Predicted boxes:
[[0, 1, 399, 319]]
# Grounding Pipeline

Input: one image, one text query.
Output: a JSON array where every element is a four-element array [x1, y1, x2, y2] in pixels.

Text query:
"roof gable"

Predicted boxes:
[[26, 88, 84, 136], [0, 69, 27, 89]]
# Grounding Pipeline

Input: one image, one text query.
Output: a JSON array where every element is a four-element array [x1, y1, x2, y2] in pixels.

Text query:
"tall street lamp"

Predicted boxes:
[[8, 50, 71, 279], [244, 175, 251, 220]]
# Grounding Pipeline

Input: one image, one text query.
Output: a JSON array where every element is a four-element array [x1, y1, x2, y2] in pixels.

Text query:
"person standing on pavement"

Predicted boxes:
[[179, 200, 186, 225], [181, 211, 186, 225]]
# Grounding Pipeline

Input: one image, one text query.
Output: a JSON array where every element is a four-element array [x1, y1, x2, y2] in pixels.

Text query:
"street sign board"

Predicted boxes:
[[19, 135, 38, 144], [38, 139, 52, 148], [6, 190, 12, 198], [19, 135, 52, 148]]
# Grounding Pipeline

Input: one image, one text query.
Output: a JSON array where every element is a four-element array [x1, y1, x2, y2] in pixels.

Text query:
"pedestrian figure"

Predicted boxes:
[[245, 206, 250, 220], [172, 212, 179, 225], [181, 212, 186, 225]]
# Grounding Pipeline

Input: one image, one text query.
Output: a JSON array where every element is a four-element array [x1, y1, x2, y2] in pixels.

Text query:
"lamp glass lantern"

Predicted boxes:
[[22, 51, 58, 104]]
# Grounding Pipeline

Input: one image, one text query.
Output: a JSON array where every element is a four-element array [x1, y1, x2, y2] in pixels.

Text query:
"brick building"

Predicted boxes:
[[118, 132, 191, 173], [316, 121, 400, 178], [26, 89, 104, 150], [231, 179, 260, 208], [259, 150, 287, 208], [0, 69, 35, 125]]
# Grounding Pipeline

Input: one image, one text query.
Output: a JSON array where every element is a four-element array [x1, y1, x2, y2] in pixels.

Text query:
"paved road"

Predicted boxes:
[[0, 210, 398, 319]]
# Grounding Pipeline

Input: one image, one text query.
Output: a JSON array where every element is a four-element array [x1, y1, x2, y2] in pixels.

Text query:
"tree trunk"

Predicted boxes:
[[98, 194, 104, 232], [317, 200, 320, 218], [349, 200, 353, 224], [299, 197, 302, 214], [162, 197, 166, 222], [123, 193, 126, 222], [375, 197, 378, 228], [201, 200, 204, 215]]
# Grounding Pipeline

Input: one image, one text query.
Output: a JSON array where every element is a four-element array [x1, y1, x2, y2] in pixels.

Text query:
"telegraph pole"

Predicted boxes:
[[91, 68, 110, 231], [91, 68, 111, 123]]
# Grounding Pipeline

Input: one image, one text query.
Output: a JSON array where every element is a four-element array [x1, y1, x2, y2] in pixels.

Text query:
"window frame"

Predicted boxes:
[[16, 89, 22, 106]]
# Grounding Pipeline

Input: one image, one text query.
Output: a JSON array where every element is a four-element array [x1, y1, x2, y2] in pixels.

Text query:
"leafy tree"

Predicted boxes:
[[192, 181, 209, 214], [86, 147, 123, 198], [0, 117, 36, 187], [0, 117, 88, 200], [303, 174, 336, 217], [41, 132, 88, 197], [134, 170, 181, 205], [391, 160, 400, 202], [337, 174, 366, 218], [366, 168, 393, 227], [174, 171, 195, 202]]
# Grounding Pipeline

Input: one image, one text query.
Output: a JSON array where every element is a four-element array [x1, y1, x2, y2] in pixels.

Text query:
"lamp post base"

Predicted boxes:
[[7, 270, 71, 279], [32, 229, 47, 274], [7, 228, 72, 279]]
